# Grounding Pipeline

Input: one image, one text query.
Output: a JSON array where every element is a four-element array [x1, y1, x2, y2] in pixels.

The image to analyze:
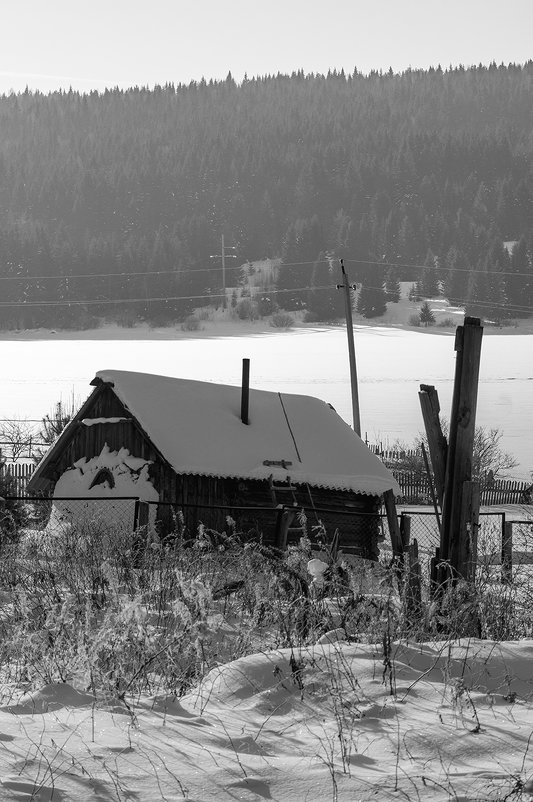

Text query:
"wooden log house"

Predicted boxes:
[[28, 369, 399, 558]]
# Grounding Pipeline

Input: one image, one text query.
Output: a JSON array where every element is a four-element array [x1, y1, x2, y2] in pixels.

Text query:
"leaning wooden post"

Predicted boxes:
[[383, 489, 402, 558], [501, 519, 513, 584], [418, 385, 448, 508], [421, 441, 442, 532]]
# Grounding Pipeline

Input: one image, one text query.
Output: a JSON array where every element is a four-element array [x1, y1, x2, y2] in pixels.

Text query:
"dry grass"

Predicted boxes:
[[1, 512, 533, 704]]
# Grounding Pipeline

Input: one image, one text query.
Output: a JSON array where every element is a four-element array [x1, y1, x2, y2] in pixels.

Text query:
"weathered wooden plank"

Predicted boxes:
[[419, 385, 447, 507], [450, 479, 480, 581], [384, 489, 403, 558]]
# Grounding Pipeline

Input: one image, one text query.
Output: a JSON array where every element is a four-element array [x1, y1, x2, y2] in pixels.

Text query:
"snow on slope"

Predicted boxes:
[[1, 638, 533, 800]]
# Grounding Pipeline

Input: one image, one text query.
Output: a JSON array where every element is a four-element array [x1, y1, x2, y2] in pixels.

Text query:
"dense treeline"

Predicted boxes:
[[1, 63, 533, 328]]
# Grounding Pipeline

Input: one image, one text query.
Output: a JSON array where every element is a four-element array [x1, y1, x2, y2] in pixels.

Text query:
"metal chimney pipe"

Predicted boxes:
[[241, 358, 250, 425]]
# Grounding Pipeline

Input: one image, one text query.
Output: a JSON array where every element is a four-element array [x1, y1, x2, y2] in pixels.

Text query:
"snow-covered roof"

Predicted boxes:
[[91, 369, 398, 497]]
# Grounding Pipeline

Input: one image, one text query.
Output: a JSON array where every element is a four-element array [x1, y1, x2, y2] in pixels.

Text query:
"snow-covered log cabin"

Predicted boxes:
[[28, 369, 399, 558]]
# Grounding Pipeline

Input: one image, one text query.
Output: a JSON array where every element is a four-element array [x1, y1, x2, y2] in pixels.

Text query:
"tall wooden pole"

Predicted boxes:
[[221, 234, 226, 309], [440, 317, 483, 581], [338, 259, 361, 436], [210, 234, 236, 310]]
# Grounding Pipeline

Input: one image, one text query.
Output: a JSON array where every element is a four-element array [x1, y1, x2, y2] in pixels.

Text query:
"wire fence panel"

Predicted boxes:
[[15, 497, 140, 548], [378, 509, 533, 571], [1, 496, 384, 560], [152, 500, 382, 558], [2, 496, 531, 573]]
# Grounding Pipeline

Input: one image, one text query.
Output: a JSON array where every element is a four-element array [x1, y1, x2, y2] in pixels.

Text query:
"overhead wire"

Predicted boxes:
[[0, 253, 531, 282], [0, 284, 531, 316], [0, 256, 531, 315]]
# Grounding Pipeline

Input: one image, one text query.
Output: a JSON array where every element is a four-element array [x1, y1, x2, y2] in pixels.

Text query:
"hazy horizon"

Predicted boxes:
[[2, 0, 532, 95]]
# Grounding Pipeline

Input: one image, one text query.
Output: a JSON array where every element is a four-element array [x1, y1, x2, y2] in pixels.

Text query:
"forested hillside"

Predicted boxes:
[[1, 63, 533, 328]]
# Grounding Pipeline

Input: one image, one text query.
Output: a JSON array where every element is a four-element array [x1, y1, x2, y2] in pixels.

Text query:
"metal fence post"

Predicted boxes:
[[502, 517, 513, 584], [407, 538, 422, 613], [400, 513, 411, 551]]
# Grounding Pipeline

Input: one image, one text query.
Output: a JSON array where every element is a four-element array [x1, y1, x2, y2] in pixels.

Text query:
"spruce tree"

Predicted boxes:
[[444, 247, 470, 306], [356, 283, 387, 318], [420, 251, 440, 298], [384, 268, 401, 302], [505, 237, 530, 314], [419, 301, 435, 326], [277, 217, 324, 310], [306, 254, 344, 321]]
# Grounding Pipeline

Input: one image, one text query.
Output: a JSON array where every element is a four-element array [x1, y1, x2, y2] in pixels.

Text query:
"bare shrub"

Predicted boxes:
[[270, 312, 294, 328], [235, 298, 259, 321], [181, 315, 202, 331], [438, 317, 455, 327]]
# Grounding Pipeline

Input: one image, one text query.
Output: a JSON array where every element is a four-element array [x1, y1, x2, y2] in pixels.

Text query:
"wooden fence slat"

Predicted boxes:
[[388, 463, 530, 506], [0, 462, 36, 495]]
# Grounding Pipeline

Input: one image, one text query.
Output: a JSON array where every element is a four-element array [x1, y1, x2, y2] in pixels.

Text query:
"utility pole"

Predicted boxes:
[[337, 259, 361, 436], [210, 234, 237, 309]]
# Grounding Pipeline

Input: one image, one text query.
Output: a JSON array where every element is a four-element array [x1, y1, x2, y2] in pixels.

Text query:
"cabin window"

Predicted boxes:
[[89, 468, 115, 490]]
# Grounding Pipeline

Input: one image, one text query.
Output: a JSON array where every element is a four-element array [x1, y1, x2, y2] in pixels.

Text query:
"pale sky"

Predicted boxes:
[[1, 0, 532, 94]]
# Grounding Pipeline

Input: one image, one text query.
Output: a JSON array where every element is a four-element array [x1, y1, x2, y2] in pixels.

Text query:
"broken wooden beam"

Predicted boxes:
[[418, 384, 448, 507], [383, 488, 403, 558]]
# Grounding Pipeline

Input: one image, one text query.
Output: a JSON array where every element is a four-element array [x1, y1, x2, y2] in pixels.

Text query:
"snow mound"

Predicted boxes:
[[4, 683, 95, 714], [188, 638, 533, 716]]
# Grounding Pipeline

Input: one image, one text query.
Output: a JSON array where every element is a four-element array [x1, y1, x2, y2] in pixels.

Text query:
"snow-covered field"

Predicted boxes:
[[1, 638, 533, 800], [1, 326, 531, 478]]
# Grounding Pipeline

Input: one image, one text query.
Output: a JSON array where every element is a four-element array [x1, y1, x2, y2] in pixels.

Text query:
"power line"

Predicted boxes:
[[0, 283, 531, 316], [277, 256, 533, 279], [344, 259, 533, 277], [0, 253, 531, 283], [0, 263, 249, 282], [312, 256, 533, 279]]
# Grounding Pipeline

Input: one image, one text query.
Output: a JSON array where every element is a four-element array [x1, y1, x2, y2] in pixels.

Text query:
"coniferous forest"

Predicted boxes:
[[1, 62, 533, 329]]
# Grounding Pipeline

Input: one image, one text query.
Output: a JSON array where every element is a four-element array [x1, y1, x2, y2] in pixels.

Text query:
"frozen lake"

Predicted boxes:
[[1, 326, 531, 478]]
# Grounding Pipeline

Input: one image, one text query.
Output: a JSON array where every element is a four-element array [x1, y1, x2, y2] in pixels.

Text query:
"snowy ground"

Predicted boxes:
[[1, 638, 533, 800], [1, 326, 532, 479]]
